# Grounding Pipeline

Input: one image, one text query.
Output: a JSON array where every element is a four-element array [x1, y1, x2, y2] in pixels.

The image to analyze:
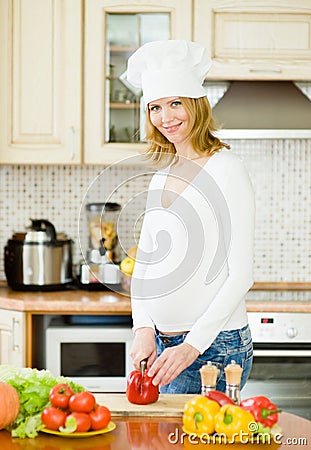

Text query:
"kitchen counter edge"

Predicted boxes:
[[0, 285, 310, 314]]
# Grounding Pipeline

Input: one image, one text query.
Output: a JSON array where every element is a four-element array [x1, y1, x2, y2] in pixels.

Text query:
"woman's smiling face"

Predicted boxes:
[[148, 97, 190, 145]]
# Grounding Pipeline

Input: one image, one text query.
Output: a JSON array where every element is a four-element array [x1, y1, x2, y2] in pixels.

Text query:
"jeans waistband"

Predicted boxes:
[[155, 328, 189, 343]]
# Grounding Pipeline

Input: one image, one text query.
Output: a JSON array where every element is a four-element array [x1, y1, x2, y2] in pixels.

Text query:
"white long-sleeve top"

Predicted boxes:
[[131, 149, 255, 353]]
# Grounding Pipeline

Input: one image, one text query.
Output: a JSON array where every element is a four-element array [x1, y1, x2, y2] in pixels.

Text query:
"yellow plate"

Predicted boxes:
[[41, 421, 116, 438]]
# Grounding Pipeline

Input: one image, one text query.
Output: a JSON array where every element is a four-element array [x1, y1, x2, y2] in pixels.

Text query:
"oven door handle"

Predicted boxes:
[[253, 349, 311, 357]]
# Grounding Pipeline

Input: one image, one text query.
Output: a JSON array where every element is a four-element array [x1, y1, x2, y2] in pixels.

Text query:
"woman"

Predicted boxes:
[[126, 40, 255, 394]]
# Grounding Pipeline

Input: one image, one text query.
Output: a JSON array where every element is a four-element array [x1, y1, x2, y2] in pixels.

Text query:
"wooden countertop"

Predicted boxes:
[[0, 284, 311, 314], [0, 286, 132, 314], [246, 301, 311, 313], [0, 412, 310, 449]]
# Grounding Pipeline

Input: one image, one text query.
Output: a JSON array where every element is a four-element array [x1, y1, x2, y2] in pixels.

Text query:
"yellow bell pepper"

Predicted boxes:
[[182, 395, 220, 436], [214, 404, 255, 439]]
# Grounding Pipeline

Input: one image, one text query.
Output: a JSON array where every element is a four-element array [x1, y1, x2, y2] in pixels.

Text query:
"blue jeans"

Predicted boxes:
[[155, 324, 253, 394]]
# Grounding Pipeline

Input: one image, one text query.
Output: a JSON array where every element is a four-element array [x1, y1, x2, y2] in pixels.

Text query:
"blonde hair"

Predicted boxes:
[[144, 96, 230, 166]]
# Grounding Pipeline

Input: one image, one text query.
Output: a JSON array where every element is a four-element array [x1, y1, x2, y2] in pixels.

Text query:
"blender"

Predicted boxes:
[[79, 202, 123, 290]]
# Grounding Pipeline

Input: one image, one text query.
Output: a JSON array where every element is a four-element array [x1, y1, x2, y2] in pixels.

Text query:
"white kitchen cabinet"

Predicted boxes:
[[0, 309, 26, 367], [84, 0, 192, 165], [194, 0, 311, 81], [0, 0, 82, 164], [2, 1, 310, 166]]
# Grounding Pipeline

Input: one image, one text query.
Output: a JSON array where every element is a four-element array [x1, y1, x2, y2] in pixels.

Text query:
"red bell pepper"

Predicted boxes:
[[205, 390, 235, 406], [240, 396, 282, 428], [126, 369, 159, 405]]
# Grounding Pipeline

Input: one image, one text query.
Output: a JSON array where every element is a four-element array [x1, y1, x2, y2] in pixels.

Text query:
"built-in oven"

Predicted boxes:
[[244, 312, 311, 420]]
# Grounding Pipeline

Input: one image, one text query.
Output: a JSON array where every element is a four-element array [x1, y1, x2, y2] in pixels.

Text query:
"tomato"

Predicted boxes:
[[41, 406, 67, 430], [69, 391, 96, 413], [67, 412, 91, 432], [89, 405, 111, 430], [49, 383, 74, 409]]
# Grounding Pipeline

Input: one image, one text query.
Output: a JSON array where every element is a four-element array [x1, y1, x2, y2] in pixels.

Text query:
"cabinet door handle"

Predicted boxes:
[[70, 126, 76, 161], [12, 318, 20, 351], [249, 68, 282, 73]]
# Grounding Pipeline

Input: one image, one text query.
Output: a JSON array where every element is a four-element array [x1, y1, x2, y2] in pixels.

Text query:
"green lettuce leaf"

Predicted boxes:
[[11, 413, 43, 439]]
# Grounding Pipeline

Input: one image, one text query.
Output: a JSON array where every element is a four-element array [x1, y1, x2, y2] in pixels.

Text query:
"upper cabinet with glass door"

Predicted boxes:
[[84, 0, 192, 165], [106, 13, 170, 145]]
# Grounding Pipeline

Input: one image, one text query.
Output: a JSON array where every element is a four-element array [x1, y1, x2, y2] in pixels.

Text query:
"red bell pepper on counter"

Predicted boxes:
[[205, 390, 235, 406], [126, 362, 159, 405], [240, 395, 282, 428]]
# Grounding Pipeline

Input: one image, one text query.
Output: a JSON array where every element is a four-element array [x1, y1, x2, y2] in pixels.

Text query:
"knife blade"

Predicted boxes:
[[140, 358, 147, 377]]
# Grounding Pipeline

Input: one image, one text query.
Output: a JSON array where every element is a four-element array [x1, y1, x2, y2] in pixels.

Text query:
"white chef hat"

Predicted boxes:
[[126, 40, 212, 106]]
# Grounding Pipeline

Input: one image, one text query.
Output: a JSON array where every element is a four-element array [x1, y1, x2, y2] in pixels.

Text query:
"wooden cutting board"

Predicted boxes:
[[95, 393, 194, 417]]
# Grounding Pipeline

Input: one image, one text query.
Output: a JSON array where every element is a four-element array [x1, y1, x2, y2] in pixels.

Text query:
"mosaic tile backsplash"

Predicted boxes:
[[0, 138, 310, 283]]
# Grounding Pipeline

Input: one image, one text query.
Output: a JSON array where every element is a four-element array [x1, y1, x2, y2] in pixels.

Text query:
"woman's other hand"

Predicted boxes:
[[130, 327, 157, 369], [148, 342, 200, 387]]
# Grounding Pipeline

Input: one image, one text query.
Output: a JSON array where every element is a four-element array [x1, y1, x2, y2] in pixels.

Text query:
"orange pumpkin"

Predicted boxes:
[[0, 382, 20, 429]]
